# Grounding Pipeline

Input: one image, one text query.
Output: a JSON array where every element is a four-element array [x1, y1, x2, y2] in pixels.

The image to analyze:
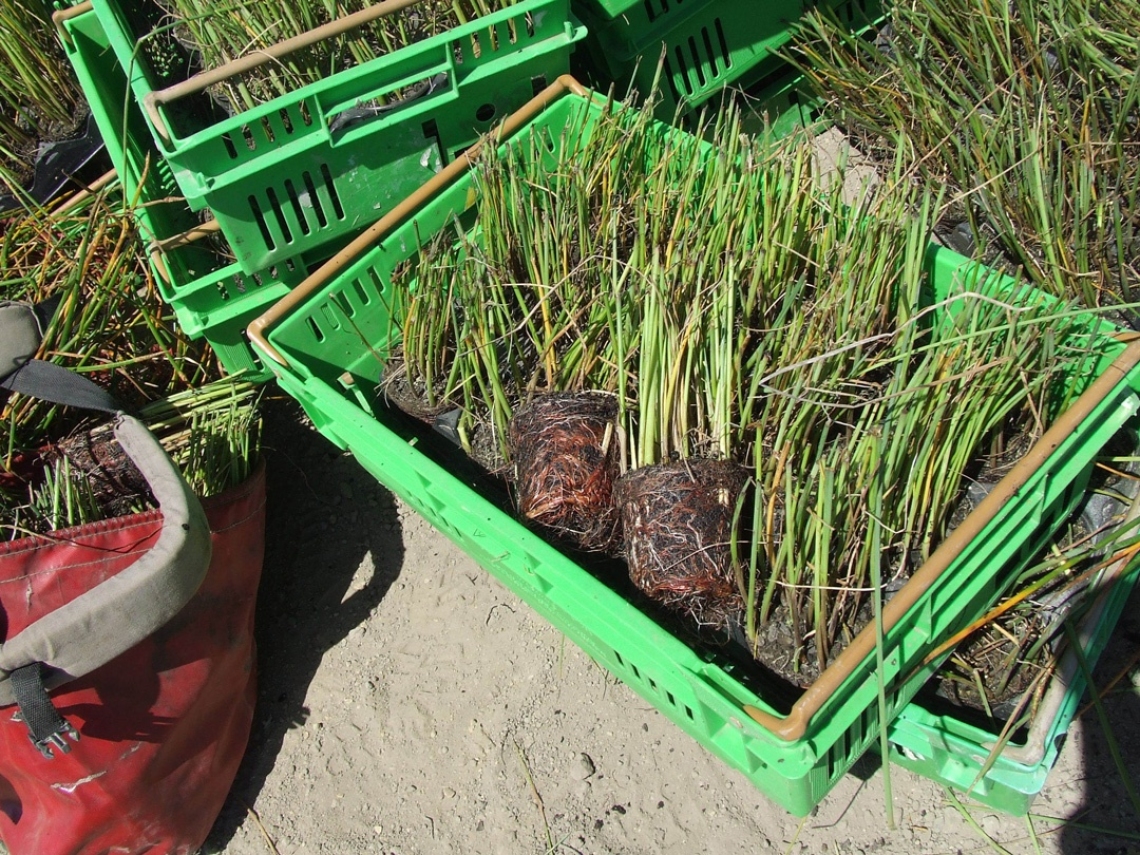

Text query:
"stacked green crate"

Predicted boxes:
[[91, 0, 586, 274], [887, 474, 1140, 814], [57, 5, 302, 377], [59, 0, 584, 374], [572, 0, 878, 121]]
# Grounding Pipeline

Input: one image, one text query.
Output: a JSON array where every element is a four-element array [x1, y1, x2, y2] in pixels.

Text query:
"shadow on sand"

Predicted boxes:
[[205, 398, 406, 851]]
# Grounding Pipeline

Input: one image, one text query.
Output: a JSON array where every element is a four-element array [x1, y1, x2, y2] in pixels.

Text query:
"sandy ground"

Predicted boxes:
[[199, 399, 1140, 855]]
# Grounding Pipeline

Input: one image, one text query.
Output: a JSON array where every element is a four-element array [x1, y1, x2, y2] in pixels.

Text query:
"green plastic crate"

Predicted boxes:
[[89, 0, 585, 275], [573, 0, 876, 120], [246, 80, 1140, 814], [738, 58, 826, 139], [57, 5, 311, 379], [886, 484, 1140, 815]]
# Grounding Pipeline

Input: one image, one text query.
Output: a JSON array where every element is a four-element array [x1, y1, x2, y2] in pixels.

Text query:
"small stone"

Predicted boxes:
[[979, 814, 1003, 838], [576, 752, 596, 779]]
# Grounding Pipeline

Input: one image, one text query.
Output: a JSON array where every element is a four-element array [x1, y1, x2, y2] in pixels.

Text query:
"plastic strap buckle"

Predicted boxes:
[[19, 715, 80, 759], [10, 663, 81, 760]]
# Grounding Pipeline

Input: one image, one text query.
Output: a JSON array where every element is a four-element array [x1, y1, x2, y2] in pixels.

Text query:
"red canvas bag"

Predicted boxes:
[[0, 464, 265, 855], [0, 300, 264, 853]]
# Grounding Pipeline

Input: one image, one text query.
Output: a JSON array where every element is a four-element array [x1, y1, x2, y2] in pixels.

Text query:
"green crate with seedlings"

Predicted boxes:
[[55, 4, 314, 379], [88, 0, 585, 274], [573, 0, 877, 122], [884, 441, 1140, 815], [245, 77, 1140, 814]]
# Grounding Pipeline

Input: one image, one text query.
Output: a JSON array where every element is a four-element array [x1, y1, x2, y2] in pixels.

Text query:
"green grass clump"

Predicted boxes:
[[0, 179, 246, 539], [792, 0, 1140, 317], [385, 91, 1113, 670], [1, 378, 263, 538], [0, 0, 86, 196], [1, 181, 213, 456]]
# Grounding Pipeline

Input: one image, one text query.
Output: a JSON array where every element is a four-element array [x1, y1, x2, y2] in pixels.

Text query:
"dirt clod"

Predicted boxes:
[[614, 458, 746, 629]]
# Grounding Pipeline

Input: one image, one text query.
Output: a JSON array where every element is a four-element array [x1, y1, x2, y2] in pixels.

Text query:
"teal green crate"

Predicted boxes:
[[573, 0, 876, 120], [57, 4, 311, 379], [886, 484, 1140, 815], [89, 0, 585, 275], [245, 78, 1140, 814]]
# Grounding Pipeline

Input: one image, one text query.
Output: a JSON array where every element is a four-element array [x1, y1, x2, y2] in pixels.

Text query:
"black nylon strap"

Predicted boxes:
[[30, 295, 61, 334], [0, 359, 121, 414], [10, 663, 79, 758]]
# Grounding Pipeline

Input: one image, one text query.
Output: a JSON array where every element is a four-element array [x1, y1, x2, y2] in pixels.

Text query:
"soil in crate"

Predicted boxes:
[[113, 0, 234, 134], [612, 459, 747, 630], [379, 366, 506, 474], [379, 364, 454, 424], [509, 391, 621, 553]]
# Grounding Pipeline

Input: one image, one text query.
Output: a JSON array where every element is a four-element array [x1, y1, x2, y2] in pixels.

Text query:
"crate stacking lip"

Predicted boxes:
[[89, 0, 586, 275], [244, 76, 1140, 814], [55, 3, 306, 379], [885, 481, 1140, 815], [573, 0, 879, 120]]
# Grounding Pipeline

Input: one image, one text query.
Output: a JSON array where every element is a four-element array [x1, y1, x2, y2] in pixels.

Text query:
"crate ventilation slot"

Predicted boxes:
[[352, 278, 372, 308], [248, 166, 344, 252], [222, 101, 314, 160], [223, 268, 269, 299], [664, 18, 731, 101], [611, 648, 693, 718], [307, 316, 325, 342], [644, 0, 685, 23], [456, 13, 535, 63]]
